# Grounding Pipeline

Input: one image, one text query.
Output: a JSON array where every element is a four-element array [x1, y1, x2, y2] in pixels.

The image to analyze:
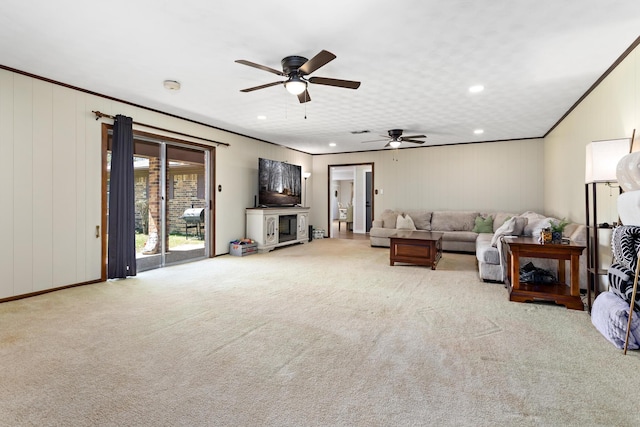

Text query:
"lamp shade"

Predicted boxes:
[[585, 138, 630, 183]]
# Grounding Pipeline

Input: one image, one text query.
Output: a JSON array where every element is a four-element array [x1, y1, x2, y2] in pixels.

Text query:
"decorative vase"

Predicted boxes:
[[541, 228, 552, 244], [551, 231, 562, 244]]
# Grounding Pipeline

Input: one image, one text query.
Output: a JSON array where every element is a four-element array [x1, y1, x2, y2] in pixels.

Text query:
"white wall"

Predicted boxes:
[[338, 180, 353, 207], [544, 43, 640, 223], [0, 68, 311, 299], [309, 139, 545, 232]]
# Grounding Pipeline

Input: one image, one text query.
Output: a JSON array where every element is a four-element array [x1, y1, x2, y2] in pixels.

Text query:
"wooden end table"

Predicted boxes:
[[504, 237, 585, 310], [390, 231, 443, 270]]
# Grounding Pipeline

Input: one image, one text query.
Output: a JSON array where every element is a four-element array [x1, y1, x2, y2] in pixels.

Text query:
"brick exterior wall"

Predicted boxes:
[[134, 169, 205, 237]]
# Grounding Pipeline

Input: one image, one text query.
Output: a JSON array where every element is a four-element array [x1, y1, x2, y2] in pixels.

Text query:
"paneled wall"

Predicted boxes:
[[0, 68, 312, 299], [309, 139, 545, 231], [0, 72, 103, 298], [2, 40, 638, 300], [544, 43, 640, 223]]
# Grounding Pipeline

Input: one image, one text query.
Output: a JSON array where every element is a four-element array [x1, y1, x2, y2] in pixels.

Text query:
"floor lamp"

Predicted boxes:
[[303, 172, 311, 207]]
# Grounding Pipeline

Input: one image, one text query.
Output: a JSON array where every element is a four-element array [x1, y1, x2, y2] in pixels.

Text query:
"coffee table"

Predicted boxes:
[[389, 230, 443, 269], [503, 236, 585, 310]]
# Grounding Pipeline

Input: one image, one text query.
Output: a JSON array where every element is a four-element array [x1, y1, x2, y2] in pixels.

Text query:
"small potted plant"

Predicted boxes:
[[549, 218, 569, 243]]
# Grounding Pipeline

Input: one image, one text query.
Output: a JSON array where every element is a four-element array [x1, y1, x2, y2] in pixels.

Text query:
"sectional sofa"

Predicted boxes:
[[369, 209, 587, 287]]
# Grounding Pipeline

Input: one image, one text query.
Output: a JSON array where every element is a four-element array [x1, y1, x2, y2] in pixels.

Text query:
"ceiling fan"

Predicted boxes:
[[235, 50, 360, 103], [362, 129, 427, 148]]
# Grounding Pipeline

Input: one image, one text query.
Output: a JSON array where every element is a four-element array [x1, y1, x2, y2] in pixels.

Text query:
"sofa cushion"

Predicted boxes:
[[493, 212, 518, 232], [369, 227, 398, 239], [431, 211, 478, 232], [381, 209, 398, 228], [442, 231, 479, 242], [396, 214, 417, 230], [405, 210, 432, 231], [513, 216, 528, 235], [491, 217, 518, 246], [476, 238, 500, 264], [472, 215, 494, 233], [520, 211, 547, 235]]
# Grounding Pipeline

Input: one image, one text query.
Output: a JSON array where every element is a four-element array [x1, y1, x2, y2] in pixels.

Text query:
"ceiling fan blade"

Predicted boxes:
[[361, 139, 388, 144], [403, 139, 426, 144], [235, 59, 285, 76], [402, 135, 426, 140], [299, 50, 336, 75], [240, 81, 284, 92], [309, 76, 361, 89], [384, 141, 393, 148], [297, 89, 311, 103]]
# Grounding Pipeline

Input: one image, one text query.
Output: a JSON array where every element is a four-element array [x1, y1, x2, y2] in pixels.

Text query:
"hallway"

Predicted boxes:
[[330, 220, 369, 241]]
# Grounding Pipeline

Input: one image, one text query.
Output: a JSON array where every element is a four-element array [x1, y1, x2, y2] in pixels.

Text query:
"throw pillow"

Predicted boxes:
[[405, 210, 432, 230], [611, 225, 640, 273], [396, 214, 417, 230], [492, 212, 518, 232], [491, 217, 518, 247], [431, 211, 479, 231], [381, 210, 398, 228], [472, 215, 494, 233]]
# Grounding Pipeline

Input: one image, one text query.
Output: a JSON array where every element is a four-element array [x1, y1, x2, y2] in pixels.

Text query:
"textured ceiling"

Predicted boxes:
[[1, 0, 639, 154]]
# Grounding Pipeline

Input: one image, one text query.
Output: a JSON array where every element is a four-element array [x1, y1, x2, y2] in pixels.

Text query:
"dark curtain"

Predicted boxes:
[[108, 114, 137, 278]]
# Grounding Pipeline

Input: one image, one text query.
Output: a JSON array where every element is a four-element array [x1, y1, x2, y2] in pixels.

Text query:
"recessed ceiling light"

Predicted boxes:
[[474, 129, 484, 134], [329, 142, 337, 147], [469, 85, 484, 93], [163, 80, 181, 91], [257, 115, 267, 120]]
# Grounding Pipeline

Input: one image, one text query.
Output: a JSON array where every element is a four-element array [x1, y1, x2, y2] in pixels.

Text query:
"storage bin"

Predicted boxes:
[[229, 242, 258, 256]]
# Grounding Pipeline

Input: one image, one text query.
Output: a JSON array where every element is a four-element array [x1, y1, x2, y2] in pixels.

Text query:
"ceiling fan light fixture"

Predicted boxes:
[[389, 140, 401, 148], [285, 77, 307, 95]]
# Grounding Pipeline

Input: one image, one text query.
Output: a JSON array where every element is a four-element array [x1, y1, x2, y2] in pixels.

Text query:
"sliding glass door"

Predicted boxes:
[[164, 145, 208, 265], [107, 133, 211, 273]]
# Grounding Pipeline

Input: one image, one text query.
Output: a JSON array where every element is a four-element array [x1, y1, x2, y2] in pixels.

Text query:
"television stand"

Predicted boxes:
[[246, 207, 310, 253]]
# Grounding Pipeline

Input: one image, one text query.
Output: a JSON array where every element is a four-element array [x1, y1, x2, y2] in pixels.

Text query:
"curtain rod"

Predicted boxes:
[[92, 110, 230, 147]]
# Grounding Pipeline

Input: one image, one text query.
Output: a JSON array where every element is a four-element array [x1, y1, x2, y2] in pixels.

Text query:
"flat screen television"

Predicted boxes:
[[258, 158, 302, 207]]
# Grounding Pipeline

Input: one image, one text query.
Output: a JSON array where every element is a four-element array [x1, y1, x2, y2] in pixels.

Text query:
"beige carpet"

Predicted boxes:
[[1, 238, 639, 426]]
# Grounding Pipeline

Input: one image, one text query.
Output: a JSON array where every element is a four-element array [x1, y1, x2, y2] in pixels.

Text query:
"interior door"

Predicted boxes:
[[365, 171, 372, 232]]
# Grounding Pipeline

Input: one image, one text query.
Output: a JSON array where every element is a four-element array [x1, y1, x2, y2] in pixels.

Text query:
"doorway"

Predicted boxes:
[[328, 163, 374, 239], [104, 128, 213, 273]]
